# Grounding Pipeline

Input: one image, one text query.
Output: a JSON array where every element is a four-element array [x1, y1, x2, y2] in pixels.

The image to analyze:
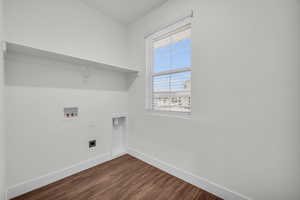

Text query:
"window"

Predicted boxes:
[[146, 19, 192, 113]]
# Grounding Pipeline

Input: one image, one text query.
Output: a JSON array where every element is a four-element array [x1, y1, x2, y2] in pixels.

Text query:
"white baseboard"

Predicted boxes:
[[111, 151, 127, 160], [128, 149, 251, 200], [7, 153, 112, 199]]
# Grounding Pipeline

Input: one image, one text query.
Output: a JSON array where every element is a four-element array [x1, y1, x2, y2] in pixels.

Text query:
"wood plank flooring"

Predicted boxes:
[[12, 155, 223, 200]]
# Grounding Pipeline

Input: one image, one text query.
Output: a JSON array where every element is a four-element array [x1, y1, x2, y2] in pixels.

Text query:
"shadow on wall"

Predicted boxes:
[[4, 51, 136, 91]]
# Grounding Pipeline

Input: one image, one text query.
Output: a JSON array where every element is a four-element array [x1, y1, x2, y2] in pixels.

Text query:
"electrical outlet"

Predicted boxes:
[[89, 140, 96, 148]]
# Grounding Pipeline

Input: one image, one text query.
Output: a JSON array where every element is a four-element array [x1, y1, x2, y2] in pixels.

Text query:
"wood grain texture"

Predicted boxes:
[[12, 155, 223, 200]]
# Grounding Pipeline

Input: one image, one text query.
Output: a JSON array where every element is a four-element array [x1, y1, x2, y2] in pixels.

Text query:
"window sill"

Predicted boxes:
[[145, 109, 192, 120]]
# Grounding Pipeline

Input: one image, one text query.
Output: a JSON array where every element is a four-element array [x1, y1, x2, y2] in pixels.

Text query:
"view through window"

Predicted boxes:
[[149, 23, 192, 113]]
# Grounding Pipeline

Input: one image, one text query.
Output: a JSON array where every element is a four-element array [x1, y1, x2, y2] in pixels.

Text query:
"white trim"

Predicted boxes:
[[145, 17, 192, 114], [145, 36, 153, 110], [7, 153, 112, 199], [110, 152, 127, 160], [144, 10, 194, 39], [152, 67, 191, 76], [128, 149, 252, 200], [151, 18, 192, 41], [145, 110, 192, 120]]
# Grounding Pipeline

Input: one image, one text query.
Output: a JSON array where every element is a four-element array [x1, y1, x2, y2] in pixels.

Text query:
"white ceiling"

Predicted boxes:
[[81, 0, 169, 24]]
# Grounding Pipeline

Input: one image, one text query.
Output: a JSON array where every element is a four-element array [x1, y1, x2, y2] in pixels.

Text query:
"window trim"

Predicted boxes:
[[145, 17, 192, 114]]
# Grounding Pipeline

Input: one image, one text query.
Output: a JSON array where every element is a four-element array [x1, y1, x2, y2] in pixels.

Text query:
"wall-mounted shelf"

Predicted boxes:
[[5, 41, 139, 74]]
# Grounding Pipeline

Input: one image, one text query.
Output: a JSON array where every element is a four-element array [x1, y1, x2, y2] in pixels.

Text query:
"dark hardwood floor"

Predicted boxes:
[[12, 155, 223, 200]]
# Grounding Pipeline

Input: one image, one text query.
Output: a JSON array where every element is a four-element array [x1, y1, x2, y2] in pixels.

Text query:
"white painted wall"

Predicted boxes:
[[0, 0, 6, 199], [128, 0, 300, 199], [5, 50, 130, 187], [4, 0, 131, 69], [3, 0, 134, 191], [5, 51, 134, 91], [6, 85, 128, 187]]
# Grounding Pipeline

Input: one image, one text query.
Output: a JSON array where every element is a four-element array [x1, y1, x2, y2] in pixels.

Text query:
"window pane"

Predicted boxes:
[[154, 45, 171, 73], [152, 71, 191, 112], [153, 92, 191, 112], [153, 26, 191, 73], [153, 74, 170, 92], [170, 71, 191, 92], [171, 38, 191, 70]]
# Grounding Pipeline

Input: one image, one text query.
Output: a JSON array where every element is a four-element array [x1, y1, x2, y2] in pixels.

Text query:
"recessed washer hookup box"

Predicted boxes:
[[64, 107, 78, 118]]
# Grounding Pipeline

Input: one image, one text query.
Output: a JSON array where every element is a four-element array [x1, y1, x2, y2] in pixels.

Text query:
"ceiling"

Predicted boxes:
[[81, 0, 169, 24]]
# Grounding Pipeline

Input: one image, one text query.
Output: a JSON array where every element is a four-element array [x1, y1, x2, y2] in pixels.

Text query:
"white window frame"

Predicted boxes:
[[145, 17, 192, 115]]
